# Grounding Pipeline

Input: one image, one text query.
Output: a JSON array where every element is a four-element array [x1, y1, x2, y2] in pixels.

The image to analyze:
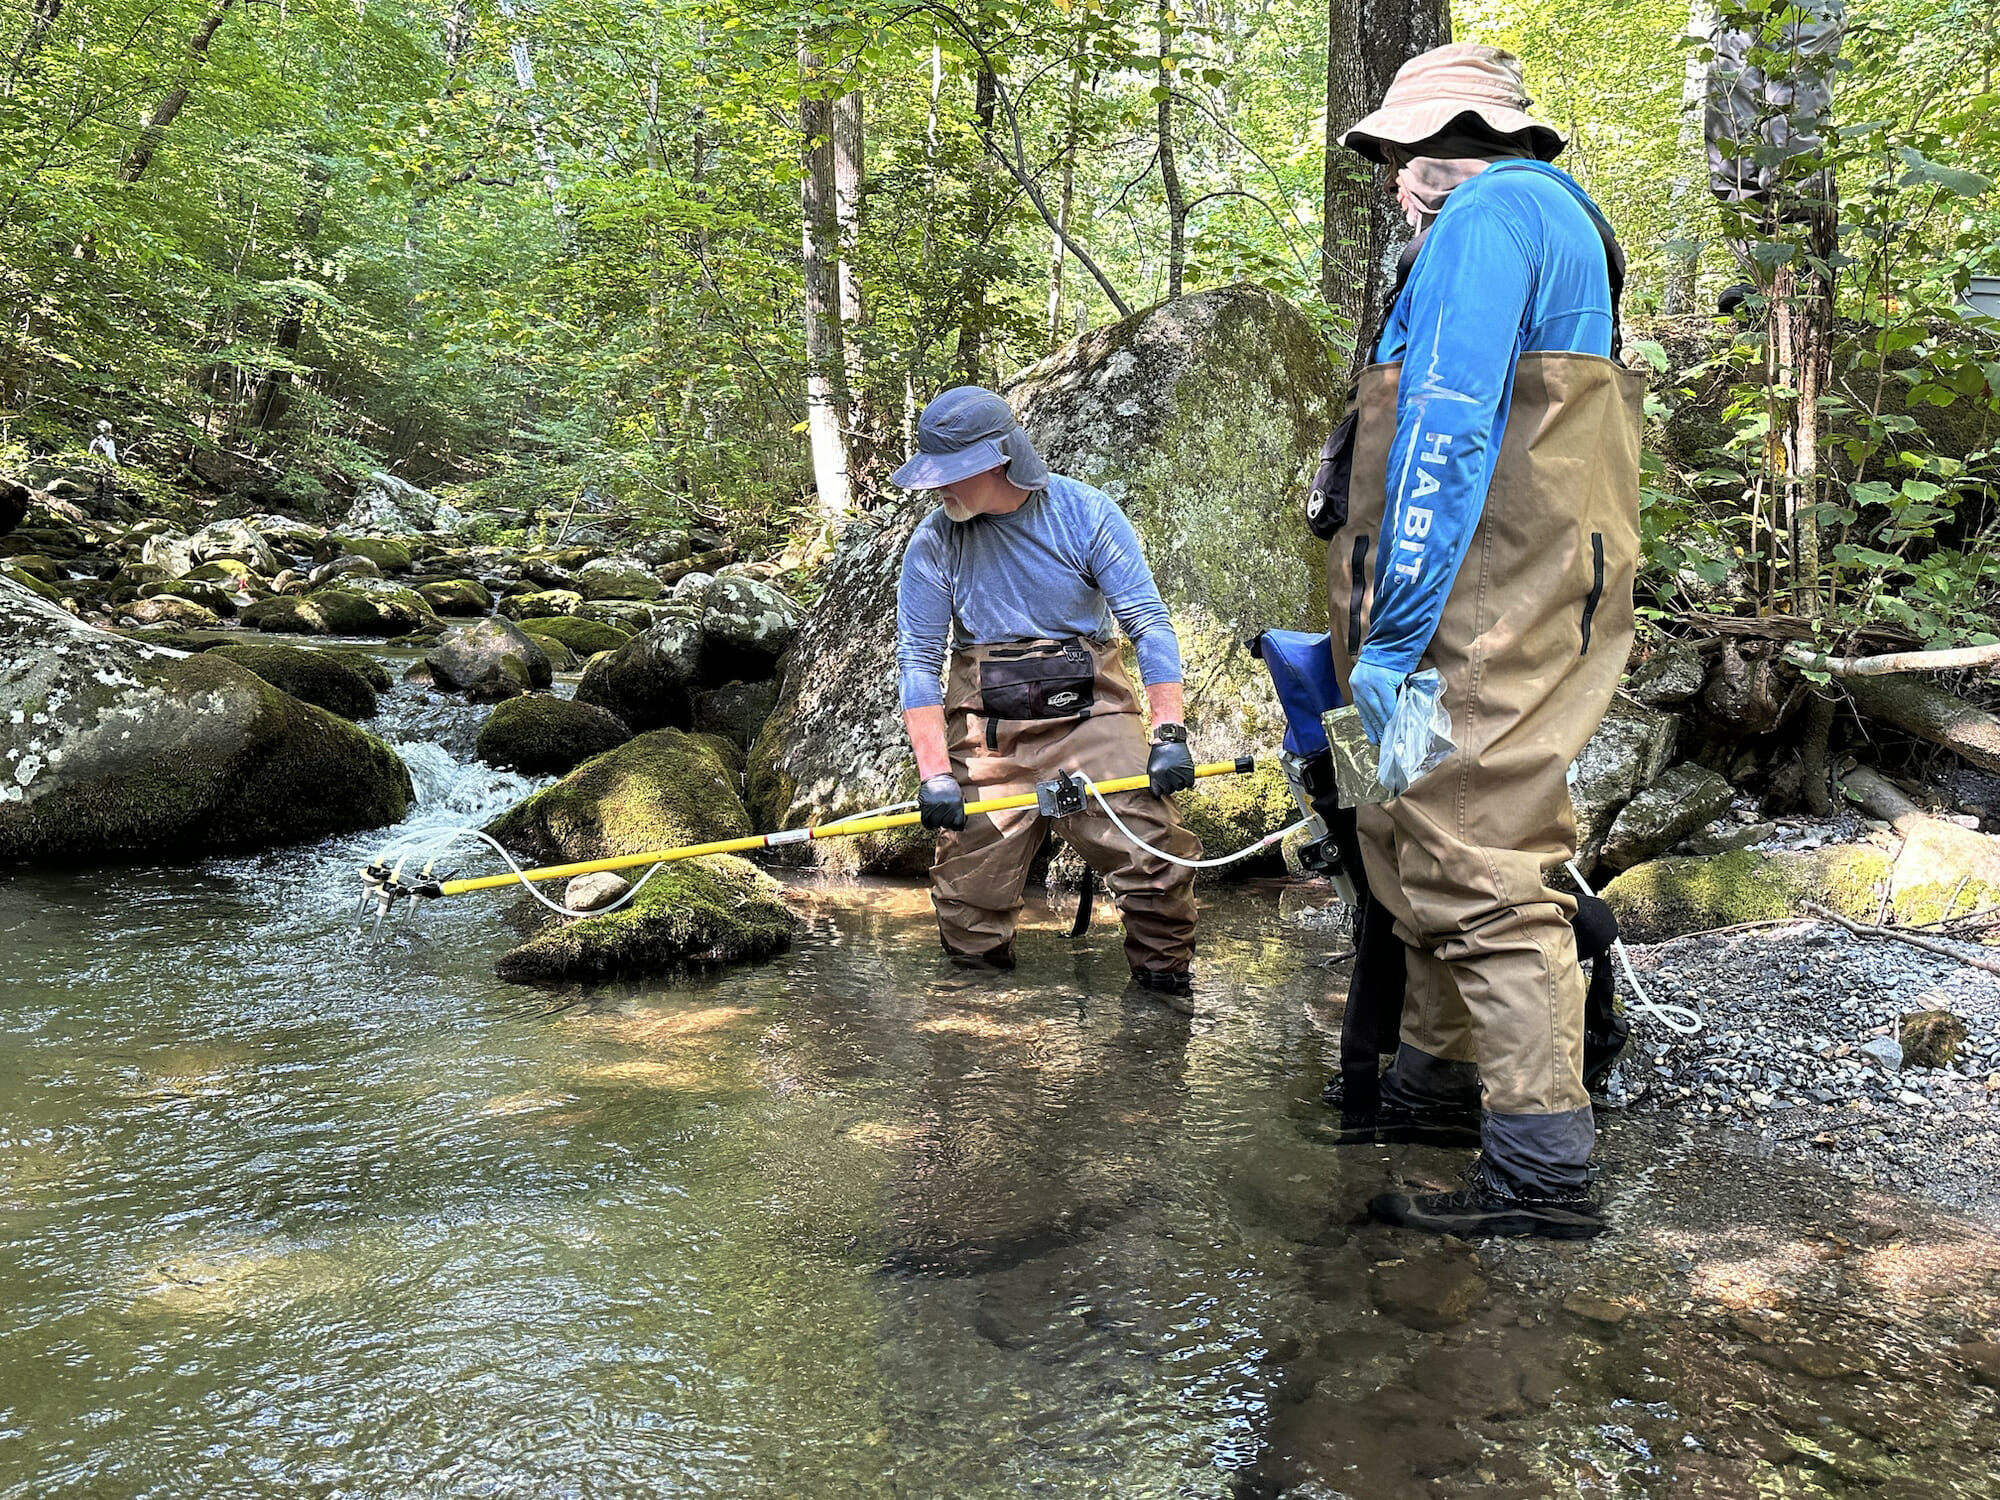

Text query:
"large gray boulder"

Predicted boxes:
[[1569, 698, 1679, 870], [425, 618, 552, 702], [574, 614, 704, 731], [575, 555, 662, 602], [0, 577, 412, 861], [698, 576, 802, 684], [188, 518, 277, 576], [1600, 761, 1735, 871], [342, 471, 462, 535], [748, 283, 1341, 871]]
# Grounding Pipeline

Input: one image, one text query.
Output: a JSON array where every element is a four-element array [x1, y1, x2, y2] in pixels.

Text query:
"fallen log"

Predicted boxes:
[[1785, 641, 2000, 677], [1842, 672, 2000, 775], [1836, 763, 1929, 834]]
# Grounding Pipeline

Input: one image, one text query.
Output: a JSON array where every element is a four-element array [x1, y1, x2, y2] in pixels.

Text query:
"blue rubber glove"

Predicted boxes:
[[1347, 658, 1404, 747]]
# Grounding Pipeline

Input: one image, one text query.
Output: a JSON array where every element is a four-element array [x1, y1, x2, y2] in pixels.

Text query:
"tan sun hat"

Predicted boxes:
[[1340, 44, 1564, 164]]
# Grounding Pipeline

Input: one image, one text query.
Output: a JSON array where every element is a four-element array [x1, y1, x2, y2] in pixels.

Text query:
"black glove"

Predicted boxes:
[[1147, 738, 1196, 797], [919, 773, 967, 831]]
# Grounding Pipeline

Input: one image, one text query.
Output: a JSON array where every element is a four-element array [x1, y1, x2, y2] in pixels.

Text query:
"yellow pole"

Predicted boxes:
[[431, 757, 1254, 898]]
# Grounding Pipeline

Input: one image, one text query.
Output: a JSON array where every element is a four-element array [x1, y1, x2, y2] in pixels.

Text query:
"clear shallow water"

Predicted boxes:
[[3, 679, 1999, 1497]]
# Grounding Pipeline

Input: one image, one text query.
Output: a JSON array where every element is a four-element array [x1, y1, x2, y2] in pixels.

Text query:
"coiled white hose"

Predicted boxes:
[[1566, 858, 1703, 1035]]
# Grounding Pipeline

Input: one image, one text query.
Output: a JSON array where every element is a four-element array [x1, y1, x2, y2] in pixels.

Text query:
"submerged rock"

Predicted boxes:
[[475, 696, 632, 776], [425, 618, 551, 702], [751, 283, 1340, 872], [1600, 846, 1893, 942], [209, 643, 379, 720], [0, 577, 411, 861], [483, 727, 749, 866], [494, 856, 794, 985]]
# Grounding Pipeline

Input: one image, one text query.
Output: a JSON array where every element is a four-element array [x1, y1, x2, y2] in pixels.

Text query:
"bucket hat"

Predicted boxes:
[[1340, 44, 1564, 164], [889, 386, 1051, 492]]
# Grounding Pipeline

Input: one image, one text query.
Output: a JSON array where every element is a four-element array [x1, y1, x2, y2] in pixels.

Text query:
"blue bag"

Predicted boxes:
[[1249, 630, 1345, 758]]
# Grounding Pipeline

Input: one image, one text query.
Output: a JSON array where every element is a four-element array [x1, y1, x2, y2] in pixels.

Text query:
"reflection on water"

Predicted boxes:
[[2, 681, 1998, 1496]]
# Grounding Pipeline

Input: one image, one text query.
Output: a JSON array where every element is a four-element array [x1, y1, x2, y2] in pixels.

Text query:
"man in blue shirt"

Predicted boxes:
[[1322, 45, 1645, 1238], [893, 387, 1204, 999]]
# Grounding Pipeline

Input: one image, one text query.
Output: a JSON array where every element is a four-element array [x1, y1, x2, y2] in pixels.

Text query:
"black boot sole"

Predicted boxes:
[[1368, 1191, 1606, 1240]]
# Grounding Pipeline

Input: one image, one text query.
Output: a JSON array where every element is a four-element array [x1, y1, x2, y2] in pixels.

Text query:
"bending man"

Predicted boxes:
[[893, 386, 1203, 1000], [1325, 45, 1643, 1238]]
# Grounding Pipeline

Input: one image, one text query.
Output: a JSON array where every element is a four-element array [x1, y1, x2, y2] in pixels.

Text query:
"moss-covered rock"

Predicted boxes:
[[518, 615, 631, 656], [7, 553, 60, 584], [574, 616, 703, 732], [1174, 757, 1295, 881], [0, 560, 60, 601], [314, 646, 393, 692], [475, 696, 633, 776], [484, 727, 750, 866], [576, 555, 662, 601], [494, 855, 795, 985], [692, 679, 779, 751], [0, 577, 412, 862], [330, 535, 414, 572], [749, 284, 1339, 873], [1600, 847, 1894, 942], [698, 576, 803, 683], [138, 578, 242, 617], [425, 617, 551, 702], [1888, 820, 2000, 927], [117, 595, 221, 629], [242, 595, 329, 634], [416, 578, 493, 616], [498, 588, 584, 621], [307, 586, 435, 637], [185, 559, 252, 583], [210, 643, 379, 720]]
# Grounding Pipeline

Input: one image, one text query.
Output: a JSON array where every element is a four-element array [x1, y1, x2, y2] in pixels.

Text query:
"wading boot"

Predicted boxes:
[[1369, 1157, 1606, 1241], [1128, 966, 1195, 1016], [1372, 1096, 1482, 1148], [1318, 1073, 1383, 1145]]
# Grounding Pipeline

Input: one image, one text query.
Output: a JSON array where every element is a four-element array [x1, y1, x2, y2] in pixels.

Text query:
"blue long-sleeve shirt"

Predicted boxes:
[[896, 473, 1182, 710], [1363, 160, 1617, 674]]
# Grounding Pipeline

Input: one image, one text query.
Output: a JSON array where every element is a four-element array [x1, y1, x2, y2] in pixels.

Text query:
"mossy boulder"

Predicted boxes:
[[315, 646, 393, 691], [330, 535, 413, 572], [1888, 820, 2000, 926], [116, 595, 221, 629], [209, 644, 379, 720], [692, 679, 779, 751], [494, 855, 795, 985], [0, 560, 60, 601], [242, 595, 329, 635], [475, 696, 633, 776], [7, 553, 60, 584], [576, 555, 663, 602], [185, 559, 252, 583], [519, 614, 631, 656], [1601, 762, 1734, 871], [1600, 847, 1894, 942], [574, 616, 703, 732], [138, 579, 241, 617], [0, 577, 412, 862], [498, 588, 584, 621], [484, 727, 750, 866], [749, 283, 1340, 872], [698, 576, 803, 683], [307, 585, 436, 637], [425, 618, 552, 702], [416, 578, 493, 616]]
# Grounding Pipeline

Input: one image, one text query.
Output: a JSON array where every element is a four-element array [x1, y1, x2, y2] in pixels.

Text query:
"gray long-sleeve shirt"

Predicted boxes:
[[895, 474, 1182, 710]]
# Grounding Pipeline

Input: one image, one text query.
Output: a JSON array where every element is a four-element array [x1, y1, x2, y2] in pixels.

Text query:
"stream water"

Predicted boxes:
[[3, 674, 1998, 1497]]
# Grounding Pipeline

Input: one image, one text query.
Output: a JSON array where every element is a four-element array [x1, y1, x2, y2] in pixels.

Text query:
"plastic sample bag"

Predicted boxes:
[[1377, 669, 1455, 797], [1322, 705, 1391, 807]]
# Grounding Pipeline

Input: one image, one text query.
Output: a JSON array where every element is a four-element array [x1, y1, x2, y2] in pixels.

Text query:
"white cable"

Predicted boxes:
[[1078, 774, 1310, 871], [375, 825, 670, 919], [1565, 859, 1703, 1035]]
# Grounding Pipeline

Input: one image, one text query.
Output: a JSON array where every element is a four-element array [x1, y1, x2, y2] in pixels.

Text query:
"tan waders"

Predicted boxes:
[[931, 637, 1201, 978], [1327, 351, 1643, 1196]]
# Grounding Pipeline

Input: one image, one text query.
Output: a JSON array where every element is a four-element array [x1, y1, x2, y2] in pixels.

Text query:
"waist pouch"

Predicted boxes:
[[1304, 413, 1357, 540], [977, 640, 1096, 720]]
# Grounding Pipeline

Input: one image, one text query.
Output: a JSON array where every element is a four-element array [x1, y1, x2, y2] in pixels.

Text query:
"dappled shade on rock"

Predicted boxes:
[[425, 617, 552, 702], [574, 615, 702, 731]]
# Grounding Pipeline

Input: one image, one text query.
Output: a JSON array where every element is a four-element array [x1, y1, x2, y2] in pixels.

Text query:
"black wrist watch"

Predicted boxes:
[[1152, 722, 1188, 745]]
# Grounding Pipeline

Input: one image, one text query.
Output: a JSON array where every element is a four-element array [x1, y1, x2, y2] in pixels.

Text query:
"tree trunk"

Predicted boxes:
[[955, 65, 1000, 385], [1323, 0, 1451, 377], [1046, 57, 1084, 349], [833, 90, 874, 487], [495, 0, 568, 232], [799, 40, 851, 519], [1844, 674, 2000, 775], [250, 152, 332, 432], [1157, 2, 1185, 300], [3, 0, 62, 99], [1660, 0, 1714, 314]]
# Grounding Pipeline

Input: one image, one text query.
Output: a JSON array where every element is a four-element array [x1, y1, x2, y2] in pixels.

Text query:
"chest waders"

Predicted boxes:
[[931, 636, 1202, 978], [1325, 351, 1644, 1198]]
